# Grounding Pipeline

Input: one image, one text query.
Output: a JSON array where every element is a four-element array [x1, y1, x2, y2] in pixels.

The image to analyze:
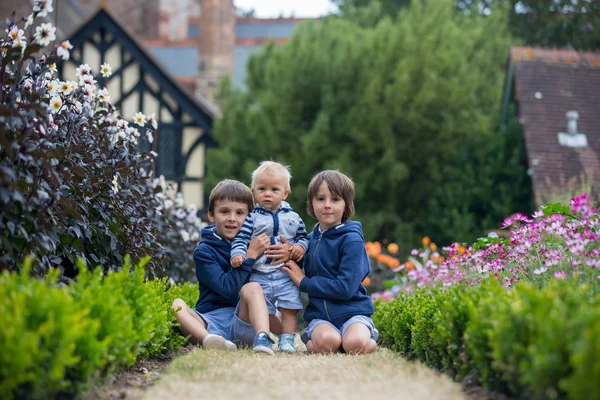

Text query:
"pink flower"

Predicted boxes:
[[553, 271, 567, 279]]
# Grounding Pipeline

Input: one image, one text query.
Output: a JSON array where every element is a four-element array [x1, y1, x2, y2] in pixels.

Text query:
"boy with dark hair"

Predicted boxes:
[[172, 180, 289, 351]]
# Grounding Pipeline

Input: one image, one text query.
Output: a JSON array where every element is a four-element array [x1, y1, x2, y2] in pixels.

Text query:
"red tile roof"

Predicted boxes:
[[509, 46, 600, 204]]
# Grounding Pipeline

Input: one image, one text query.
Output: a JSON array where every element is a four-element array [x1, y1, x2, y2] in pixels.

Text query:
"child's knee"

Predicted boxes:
[[240, 282, 264, 299], [171, 298, 187, 312], [342, 336, 373, 354], [314, 330, 342, 351]]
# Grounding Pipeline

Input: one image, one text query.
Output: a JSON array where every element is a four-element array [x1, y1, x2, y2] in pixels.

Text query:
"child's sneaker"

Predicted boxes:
[[253, 331, 275, 355], [202, 334, 237, 351], [278, 333, 297, 353]]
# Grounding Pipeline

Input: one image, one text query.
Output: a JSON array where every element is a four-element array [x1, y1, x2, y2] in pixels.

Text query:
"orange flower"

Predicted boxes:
[[429, 243, 437, 251], [387, 243, 399, 254], [422, 236, 431, 247], [366, 241, 382, 258], [405, 261, 415, 271], [362, 277, 371, 286]]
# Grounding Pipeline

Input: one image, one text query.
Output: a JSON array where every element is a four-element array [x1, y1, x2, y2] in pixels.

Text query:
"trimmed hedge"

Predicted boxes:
[[373, 278, 600, 400], [0, 257, 197, 400]]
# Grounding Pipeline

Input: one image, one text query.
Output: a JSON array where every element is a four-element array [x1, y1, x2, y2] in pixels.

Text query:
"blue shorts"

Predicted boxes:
[[194, 304, 256, 346], [249, 268, 302, 314], [194, 307, 236, 340], [301, 315, 379, 345]]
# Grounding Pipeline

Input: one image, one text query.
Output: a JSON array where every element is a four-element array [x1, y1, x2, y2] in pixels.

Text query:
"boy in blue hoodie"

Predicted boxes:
[[171, 180, 290, 352], [282, 170, 378, 354]]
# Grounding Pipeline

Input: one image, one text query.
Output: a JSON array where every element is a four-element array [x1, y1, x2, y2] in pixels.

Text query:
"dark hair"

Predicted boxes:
[[307, 170, 355, 222], [208, 180, 254, 214]]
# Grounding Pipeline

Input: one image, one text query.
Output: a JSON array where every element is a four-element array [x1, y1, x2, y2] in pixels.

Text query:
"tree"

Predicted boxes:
[[207, 0, 516, 245], [332, 0, 600, 50]]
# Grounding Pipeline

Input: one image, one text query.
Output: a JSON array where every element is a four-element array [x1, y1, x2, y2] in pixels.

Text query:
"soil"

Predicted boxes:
[[78, 346, 194, 400]]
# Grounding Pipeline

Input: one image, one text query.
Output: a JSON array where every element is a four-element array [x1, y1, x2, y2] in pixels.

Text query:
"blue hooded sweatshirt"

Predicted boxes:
[[193, 225, 255, 314], [299, 221, 374, 328]]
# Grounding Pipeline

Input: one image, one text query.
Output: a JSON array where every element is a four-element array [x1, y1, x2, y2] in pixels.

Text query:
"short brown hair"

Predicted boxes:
[[307, 170, 355, 222], [208, 180, 254, 214]]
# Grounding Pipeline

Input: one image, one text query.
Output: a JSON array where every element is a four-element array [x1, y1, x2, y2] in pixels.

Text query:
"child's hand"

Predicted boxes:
[[231, 256, 244, 268], [281, 260, 305, 286], [290, 244, 305, 261]]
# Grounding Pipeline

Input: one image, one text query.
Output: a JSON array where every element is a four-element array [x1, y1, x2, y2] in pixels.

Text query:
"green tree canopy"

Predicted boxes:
[[207, 0, 522, 245], [333, 0, 600, 50]]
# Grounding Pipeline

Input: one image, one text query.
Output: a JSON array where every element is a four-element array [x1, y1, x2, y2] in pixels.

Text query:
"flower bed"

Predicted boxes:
[[367, 194, 599, 299]]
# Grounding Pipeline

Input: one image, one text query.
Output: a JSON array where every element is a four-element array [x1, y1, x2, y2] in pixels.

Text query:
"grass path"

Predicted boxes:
[[127, 340, 467, 400]]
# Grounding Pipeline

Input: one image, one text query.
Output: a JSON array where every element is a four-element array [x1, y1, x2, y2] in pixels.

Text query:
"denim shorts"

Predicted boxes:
[[249, 268, 302, 314], [195, 304, 257, 346], [229, 301, 257, 347], [301, 315, 379, 345], [194, 307, 236, 340]]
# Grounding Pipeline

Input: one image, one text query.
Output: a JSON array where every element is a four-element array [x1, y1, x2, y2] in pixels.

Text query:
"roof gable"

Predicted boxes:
[[505, 46, 600, 204], [66, 8, 217, 131]]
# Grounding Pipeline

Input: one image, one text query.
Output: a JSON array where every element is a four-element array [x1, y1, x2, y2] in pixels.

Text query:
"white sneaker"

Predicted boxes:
[[202, 334, 237, 351]]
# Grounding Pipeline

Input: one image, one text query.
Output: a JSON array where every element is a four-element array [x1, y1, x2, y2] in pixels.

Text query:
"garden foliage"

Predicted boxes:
[[373, 278, 600, 400], [207, 0, 531, 246], [0, 257, 198, 400], [0, 7, 199, 280]]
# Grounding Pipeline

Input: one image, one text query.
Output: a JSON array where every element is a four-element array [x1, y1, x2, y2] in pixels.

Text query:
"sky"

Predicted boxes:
[[234, 0, 338, 18]]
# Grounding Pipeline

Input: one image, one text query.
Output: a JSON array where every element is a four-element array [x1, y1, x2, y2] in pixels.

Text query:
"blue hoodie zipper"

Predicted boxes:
[[313, 228, 332, 321]]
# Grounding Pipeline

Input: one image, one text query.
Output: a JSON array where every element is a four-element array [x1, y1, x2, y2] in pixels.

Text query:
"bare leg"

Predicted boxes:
[[238, 282, 270, 333], [269, 314, 282, 335], [306, 323, 342, 354], [171, 298, 209, 344], [342, 322, 377, 354], [279, 308, 298, 334]]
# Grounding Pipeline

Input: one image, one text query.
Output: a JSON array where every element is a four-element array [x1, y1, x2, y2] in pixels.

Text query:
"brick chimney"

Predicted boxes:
[[196, 0, 235, 103]]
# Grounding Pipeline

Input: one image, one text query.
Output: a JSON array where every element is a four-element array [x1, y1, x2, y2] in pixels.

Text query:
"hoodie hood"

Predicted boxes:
[[312, 220, 365, 241]]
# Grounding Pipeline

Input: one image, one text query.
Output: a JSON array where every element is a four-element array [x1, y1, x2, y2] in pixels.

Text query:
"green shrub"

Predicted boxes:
[[0, 260, 93, 399], [374, 278, 600, 399], [0, 257, 197, 399], [463, 279, 507, 391], [411, 288, 442, 368]]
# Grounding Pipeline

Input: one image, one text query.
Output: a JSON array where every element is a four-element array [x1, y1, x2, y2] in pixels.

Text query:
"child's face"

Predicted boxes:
[[252, 172, 290, 211], [208, 199, 250, 241], [311, 182, 345, 230]]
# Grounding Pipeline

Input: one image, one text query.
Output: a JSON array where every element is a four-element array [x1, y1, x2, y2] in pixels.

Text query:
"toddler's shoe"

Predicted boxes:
[[202, 334, 237, 351], [253, 331, 275, 355], [278, 333, 297, 353]]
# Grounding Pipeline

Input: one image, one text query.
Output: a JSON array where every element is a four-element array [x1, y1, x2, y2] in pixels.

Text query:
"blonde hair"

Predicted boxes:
[[251, 161, 292, 189]]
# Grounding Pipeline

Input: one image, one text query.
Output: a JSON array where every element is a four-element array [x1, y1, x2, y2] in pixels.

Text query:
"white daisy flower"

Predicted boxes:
[[74, 101, 83, 114], [49, 96, 62, 113], [79, 73, 96, 86], [133, 112, 146, 126], [58, 80, 73, 95], [148, 112, 158, 129], [68, 80, 78, 92], [76, 63, 92, 77], [81, 83, 95, 102], [34, 23, 56, 46], [100, 62, 112, 78], [112, 175, 119, 194], [47, 62, 58, 75], [145, 129, 154, 143], [56, 40, 73, 60], [180, 230, 191, 242], [98, 87, 110, 103], [47, 79, 59, 95], [7, 26, 26, 48], [33, 0, 54, 17]]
